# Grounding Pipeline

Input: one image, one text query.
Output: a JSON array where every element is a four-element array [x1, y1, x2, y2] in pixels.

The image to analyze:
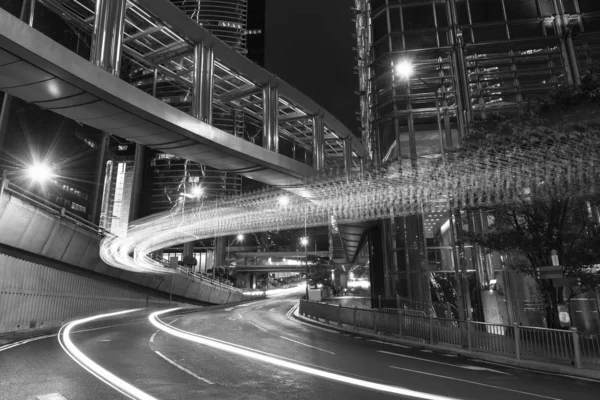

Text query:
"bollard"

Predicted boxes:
[[514, 323, 521, 360], [338, 304, 342, 327], [429, 314, 435, 344], [353, 306, 358, 330], [571, 327, 582, 368], [467, 318, 472, 351]]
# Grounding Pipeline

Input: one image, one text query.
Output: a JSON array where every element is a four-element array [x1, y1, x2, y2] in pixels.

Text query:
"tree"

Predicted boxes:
[[459, 70, 600, 328]]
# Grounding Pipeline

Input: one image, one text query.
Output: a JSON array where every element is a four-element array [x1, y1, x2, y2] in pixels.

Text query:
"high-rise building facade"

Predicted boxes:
[[354, 0, 600, 322]]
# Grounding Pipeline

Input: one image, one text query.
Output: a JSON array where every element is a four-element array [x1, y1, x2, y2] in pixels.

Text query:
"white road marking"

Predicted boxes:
[[0, 334, 56, 353], [150, 331, 158, 343], [236, 303, 252, 307], [247, 321, 268, 332], [36, 394, 67, 400], [421, 350, 433, 353], [58, 309, 157, 400], [150, 309, 459, 400], [237, 313, 243, 319], [254, 305, 264, 309], [389, 366, 560, 400], [441, 354, 458, 357], [154, 351, 214, 385], [168, 318, 179, 326], [367, 339, 411, 349], [280, 336, 335, 355], [269, 308, 276, 312], [379, 351, 511, 375], [99, 340, 111, 342], [302, 324, 339, 334], [224, 308, 234, 311], [353, 336, 362, 339]]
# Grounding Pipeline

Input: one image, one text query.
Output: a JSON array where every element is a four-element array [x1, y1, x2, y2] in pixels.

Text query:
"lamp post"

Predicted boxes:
[[301, 236, 309, 299]]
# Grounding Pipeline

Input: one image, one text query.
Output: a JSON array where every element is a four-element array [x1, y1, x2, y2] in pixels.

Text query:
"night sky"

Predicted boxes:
[[264, 0, 359, 138]]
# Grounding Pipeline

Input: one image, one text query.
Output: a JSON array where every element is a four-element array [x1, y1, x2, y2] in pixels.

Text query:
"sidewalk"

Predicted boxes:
[[293, 305, 600, 381]]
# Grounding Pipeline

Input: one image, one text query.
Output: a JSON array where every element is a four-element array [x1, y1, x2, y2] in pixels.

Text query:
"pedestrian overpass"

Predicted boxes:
[[0, 1, 366, 189]]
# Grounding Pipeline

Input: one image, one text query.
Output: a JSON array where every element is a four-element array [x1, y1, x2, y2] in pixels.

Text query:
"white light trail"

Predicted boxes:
[[58, 309, 157, 400], [149, 309, 459, 400]]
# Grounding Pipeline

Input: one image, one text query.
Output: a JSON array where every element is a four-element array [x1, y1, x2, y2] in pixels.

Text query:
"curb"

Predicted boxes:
[[292, 305, 600, 382]]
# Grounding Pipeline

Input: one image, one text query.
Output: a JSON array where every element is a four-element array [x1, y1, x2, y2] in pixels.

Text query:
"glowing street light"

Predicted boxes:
[[278, 195, 289, 207], [394, 60, 414, 80], [27, 163, 53, 183], [191, 186, 203, 198], [237, 233, 244, 242]]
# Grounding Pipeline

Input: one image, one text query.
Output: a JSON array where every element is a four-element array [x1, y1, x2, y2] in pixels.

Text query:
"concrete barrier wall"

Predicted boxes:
[[0, 253, 175, 333], [0, 194, 248, 307]]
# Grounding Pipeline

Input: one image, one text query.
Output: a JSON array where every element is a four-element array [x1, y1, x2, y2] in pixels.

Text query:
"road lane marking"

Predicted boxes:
[[58, 309, 157, 400], [353, 336, 362, 339], [149, 309, 459, 400], [168, 318, 179, 326], [36, 394, 67, 400], [247, 321, 268, 332], [237, 313, 243, 319], [472, 359, 600, 383], [150, 331, 158, 343], [269, 308, 276, 312], [99, 340, 111, 342], [236, 303, 252, 307], [389, 366, 560, 400], [367, 339, 411, 349], [224, 308, 234, 311], [154, 351, 214, 385], [379, 351, 511, 375], [421, 350, 433, 353], [280, 336, 335, 355]]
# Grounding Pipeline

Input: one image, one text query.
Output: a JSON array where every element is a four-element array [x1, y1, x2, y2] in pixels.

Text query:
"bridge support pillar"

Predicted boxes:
[[89, 0, 127, 224], [312, 114, 324, 171], [192, 42, 214, 124], [262, 84, 279, 152], [91, 0, 127, 76]]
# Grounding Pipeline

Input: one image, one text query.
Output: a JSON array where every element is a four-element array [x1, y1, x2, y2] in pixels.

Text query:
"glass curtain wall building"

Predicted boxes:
[[355, 0, 600, 322]]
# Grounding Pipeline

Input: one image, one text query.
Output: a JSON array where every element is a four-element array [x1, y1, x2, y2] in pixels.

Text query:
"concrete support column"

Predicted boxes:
[[311, 114, 324, 171], [213, 236, 227, 273], [91, 0, 127, 76], [262, 84, 279, 152], [192, 42, 214, 123], [343, 137, 353, 179], [183, 241, 194, 261]]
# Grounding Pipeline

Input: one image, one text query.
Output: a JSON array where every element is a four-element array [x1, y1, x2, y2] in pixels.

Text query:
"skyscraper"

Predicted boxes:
[[354, 0, 600, 317]]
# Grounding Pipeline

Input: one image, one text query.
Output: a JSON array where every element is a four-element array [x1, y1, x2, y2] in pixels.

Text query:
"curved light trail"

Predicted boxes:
[[58, 309, 157, 400], [101, 130, 600, 274], [149, 308, 459, 400]]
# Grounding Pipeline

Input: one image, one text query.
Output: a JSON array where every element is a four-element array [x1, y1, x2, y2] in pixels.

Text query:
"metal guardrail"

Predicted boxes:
[[176, 266, 244, 294], [299, 300, 600, 368], [1, 178, 108, 236], [1, 178, 263, 299]]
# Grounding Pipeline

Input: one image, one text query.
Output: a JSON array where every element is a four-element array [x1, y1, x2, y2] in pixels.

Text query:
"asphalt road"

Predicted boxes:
[[1, 286, 599, 400]]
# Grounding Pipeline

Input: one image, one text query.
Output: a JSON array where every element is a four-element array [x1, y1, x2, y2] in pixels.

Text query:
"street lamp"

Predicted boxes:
[[395, 60, 414, 80], [1, 163, 54, 199], [301, 236, 309, 299], [278, 195, 289, 207]]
